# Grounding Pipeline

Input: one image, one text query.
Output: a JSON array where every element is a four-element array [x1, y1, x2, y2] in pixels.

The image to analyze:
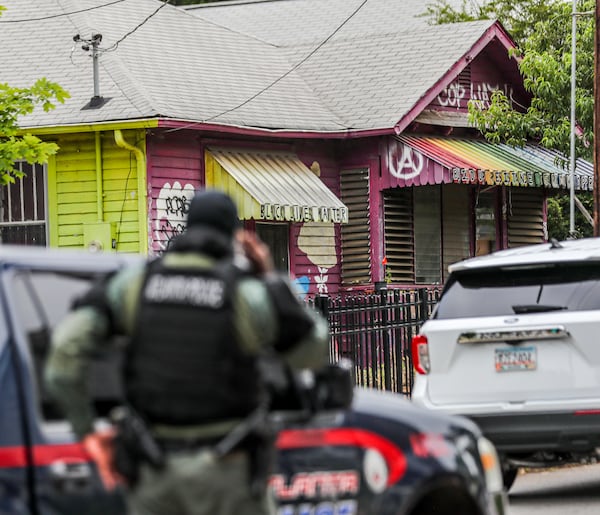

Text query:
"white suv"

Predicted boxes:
[[411, 237, 600, 489]]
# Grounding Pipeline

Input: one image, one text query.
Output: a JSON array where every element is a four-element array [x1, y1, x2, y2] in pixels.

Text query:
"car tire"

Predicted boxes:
[[502, 466, 518, 491], [407, 478, 481, 515]]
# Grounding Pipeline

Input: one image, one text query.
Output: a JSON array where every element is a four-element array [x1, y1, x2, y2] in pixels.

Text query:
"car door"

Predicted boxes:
[[3, 265, 127, 515], [0, 276, 33, 515], [272, 406, 412, 515]]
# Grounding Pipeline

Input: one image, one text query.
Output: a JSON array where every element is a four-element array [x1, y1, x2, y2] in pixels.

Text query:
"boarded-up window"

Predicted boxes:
[[383, 189, 414, 283], [442, 184, 470, 280], [340, 168, 371, 285], [0, 162, 46, 246], [507, 188, 544, 247]]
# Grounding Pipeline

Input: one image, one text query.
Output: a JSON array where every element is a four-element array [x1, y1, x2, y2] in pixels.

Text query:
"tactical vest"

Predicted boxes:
[[125, 259, 261, 426]]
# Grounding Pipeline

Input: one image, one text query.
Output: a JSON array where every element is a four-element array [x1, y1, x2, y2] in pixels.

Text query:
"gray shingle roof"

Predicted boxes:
[[0, 0, 502, 133], [187, 0, 471, 47]]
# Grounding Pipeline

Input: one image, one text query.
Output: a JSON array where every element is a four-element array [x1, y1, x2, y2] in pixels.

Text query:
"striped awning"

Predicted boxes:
[[205, 147, 348, 224], [397, 135, 594, 191]]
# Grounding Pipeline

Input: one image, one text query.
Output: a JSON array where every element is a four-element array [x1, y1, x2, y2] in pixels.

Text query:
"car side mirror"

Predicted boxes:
[[313, 358, 354, 411]]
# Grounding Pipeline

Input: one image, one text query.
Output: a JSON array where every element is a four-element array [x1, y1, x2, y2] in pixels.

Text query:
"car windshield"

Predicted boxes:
[[433, 262, 600, 319]]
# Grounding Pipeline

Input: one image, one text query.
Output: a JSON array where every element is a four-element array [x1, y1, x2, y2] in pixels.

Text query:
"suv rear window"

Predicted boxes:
[[434, 262, 600, 319]]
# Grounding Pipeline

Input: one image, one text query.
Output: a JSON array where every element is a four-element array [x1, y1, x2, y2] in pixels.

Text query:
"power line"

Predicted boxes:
[[181, 0, 369, 127], [102, 0, 171, 53], [0, 0, 125, 23]]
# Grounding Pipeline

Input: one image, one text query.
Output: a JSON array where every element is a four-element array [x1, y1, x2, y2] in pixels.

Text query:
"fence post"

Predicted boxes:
[[314, 294, 329, 318], [314, 295, 332, 363], [379, 288, 392, 391], [417, 288, 429, 323]]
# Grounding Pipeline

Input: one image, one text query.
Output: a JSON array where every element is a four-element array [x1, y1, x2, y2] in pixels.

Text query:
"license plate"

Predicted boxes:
[[495, 346, 537, 372]]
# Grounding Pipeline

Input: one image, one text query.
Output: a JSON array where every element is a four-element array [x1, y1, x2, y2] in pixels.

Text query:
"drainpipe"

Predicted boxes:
[[95, 132, 103, 220], [114, 129, 148, 254]]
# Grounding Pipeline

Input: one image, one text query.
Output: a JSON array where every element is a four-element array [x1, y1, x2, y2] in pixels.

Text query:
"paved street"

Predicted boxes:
[[509, 463, 600, 514]]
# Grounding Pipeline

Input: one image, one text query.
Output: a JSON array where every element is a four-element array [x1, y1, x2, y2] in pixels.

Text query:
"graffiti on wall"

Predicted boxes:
[[388, 144, 424, 180], [437, 81, 516, 111], [297, 223, 338, 295], [154, 181, 196, 251]]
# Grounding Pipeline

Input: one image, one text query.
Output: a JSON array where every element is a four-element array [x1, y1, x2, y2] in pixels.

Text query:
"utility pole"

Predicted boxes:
[[595, 0, 600, 236], [73, 33, 105, 108], [570, 0, 577, 237]]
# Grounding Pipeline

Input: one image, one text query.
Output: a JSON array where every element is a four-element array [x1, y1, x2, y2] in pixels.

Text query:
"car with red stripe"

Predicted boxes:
[[272, 388, 507, 515], [0, 245, 507, 515]]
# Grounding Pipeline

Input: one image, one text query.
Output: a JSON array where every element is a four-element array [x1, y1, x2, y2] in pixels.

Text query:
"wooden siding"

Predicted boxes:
[[295, 222, 339, 296], [50, 130, 144, 252], [293, 144, 342, 296], [147, 132, 202, 253]]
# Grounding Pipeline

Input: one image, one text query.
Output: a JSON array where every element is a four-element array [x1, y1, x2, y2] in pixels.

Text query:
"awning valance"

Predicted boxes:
[[396, 135, 594, 191], [205, 148, 348, 224]]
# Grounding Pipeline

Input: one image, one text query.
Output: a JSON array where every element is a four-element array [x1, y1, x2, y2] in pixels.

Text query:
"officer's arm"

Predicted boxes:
[[234, 276, 278, 357], [44, 306, 111, 439], [234, 275, 329, 371], [276, 306, 329, 370], [44, 265, 144, 439]]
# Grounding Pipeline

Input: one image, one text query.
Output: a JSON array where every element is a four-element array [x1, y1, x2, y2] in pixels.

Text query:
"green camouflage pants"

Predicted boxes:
[[127, 449, 275, 515]]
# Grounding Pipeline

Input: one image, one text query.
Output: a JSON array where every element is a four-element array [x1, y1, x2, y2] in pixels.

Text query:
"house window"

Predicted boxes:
[[475, 189, 497, 256], [442, 184, 471, 278], [384, 185, 470, 285], [414, 187, 441, 283], [383, 188, 413, 283], [340, 168, 371, 285], [507, 188, 545, 248], [256, 223, 289, 272], [0, 163, 47, 246]]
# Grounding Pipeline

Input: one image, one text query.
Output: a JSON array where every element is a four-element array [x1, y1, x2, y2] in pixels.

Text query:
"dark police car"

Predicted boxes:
[[0, 246, 507, 515]]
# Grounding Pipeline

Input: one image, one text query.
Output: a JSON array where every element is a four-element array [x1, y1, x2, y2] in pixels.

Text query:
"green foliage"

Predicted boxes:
[[426, 0, 595, 161], [427, 0, 595, 238], [546, 196, 567, 240], [547, 192, 593, 240], [384, 266, 393, 284], [0, 78, 69, 184]]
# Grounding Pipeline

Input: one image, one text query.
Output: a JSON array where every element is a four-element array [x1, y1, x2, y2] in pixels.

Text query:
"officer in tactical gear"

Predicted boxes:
[[45, 189, 330, 515]]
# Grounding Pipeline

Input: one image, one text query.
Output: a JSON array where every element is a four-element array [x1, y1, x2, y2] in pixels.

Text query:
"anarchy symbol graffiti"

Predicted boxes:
[[390, 144, 424, 180]]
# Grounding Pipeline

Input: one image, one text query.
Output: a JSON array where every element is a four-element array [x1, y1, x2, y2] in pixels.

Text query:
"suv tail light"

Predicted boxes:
[[411, 334, 430, 374]]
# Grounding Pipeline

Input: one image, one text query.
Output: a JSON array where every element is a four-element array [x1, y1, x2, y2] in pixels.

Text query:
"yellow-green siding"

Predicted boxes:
[[48, 130, 147, 253]]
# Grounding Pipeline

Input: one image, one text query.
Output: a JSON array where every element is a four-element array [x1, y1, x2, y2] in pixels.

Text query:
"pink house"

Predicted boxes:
[[2, 0, 592, 297]]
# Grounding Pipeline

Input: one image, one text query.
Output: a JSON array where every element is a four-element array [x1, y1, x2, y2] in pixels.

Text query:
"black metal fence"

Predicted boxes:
[[310, 287, 441, 396]]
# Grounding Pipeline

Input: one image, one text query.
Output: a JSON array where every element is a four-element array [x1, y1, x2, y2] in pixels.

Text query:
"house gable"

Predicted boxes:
[[418, 39, 529, 127], [394, 22, 523, 135]]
